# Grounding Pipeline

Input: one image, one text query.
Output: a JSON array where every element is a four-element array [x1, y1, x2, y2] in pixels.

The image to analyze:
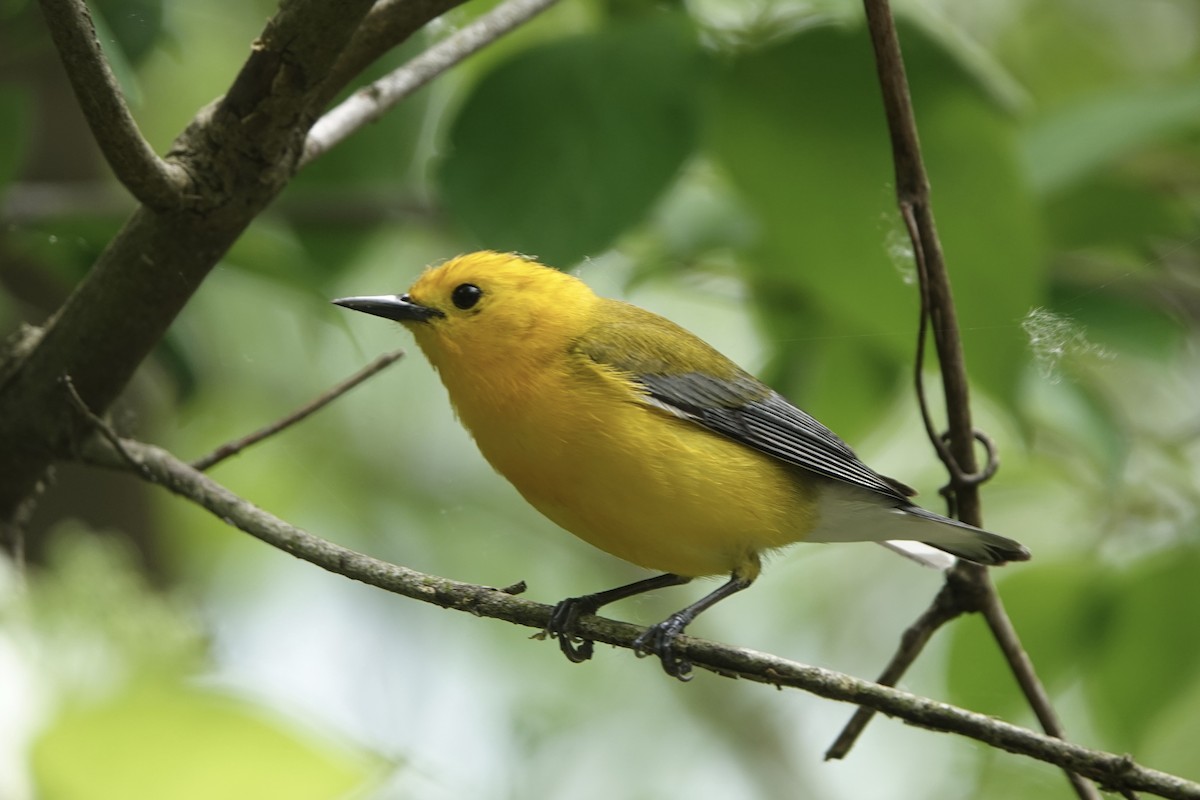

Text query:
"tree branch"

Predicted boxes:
[[0, 0, 379, 521], [313, 0, 470, 112], [302, 0, 560, 167], [36, 0, 189, 209], [74, 432, 1200, 800], [839, 3, 1098, 799], [862, 4, 976, 495]]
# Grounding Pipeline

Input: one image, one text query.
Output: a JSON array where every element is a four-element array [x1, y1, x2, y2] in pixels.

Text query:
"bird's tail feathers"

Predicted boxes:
[[811, 485, 1031, 567], [902, 505, 1030, 566]]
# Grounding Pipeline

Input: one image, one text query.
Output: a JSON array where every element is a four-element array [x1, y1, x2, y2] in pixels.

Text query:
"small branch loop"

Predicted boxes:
[[933, 429, 998, 517], [939, 427, 999, 487]]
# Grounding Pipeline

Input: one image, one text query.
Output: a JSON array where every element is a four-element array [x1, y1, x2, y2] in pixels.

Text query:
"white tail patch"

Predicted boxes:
[[879, 540, 956, 570], [809, 483, 942, 544]]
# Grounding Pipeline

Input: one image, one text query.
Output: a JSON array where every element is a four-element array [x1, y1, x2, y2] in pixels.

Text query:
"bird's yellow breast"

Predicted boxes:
[[432, 345, 818, 579]]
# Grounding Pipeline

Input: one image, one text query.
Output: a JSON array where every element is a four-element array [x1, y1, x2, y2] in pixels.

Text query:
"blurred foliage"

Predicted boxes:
[[4, 529, 373, 800], [3, 0, 1200, 798], [439, 12, 705, 265], [0, 86, 29, 187]]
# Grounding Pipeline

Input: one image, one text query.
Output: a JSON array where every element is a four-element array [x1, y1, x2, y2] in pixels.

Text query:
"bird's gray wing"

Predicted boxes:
[[635, 371, 913, 501]]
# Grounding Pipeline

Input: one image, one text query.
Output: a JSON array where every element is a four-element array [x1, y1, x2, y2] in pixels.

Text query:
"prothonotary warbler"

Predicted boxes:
[[334, 251, 1030, 679]]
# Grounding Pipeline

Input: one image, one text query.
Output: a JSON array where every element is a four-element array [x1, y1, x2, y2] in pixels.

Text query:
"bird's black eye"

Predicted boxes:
[[451, 283, 483, 310]]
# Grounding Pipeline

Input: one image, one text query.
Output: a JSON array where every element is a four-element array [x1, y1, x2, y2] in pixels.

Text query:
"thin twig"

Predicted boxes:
[[826, 560, 994, 758], [860, 0, 982, 513], [190, 350, 404, 471], [73, 434, 1200, 799], [905, 202, 966, 485], [61, 373, 147, 477], [313, 0, 470, 112], [302, 0, 561, 167], [36, 0, 189, 209], [826, 575, 970, 760], [849, 3, 1097, 798]]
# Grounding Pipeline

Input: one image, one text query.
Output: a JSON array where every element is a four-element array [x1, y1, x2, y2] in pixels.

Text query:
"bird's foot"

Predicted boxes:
[[546, 596, 597, 663], [632, 613, 693, 681]]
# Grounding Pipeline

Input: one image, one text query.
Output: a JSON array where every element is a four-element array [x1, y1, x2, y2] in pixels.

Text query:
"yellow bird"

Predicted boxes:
[[334, 251, 1029, 679]]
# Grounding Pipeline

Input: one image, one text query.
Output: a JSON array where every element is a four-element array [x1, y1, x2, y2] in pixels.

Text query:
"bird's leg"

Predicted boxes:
[[633, 573, 754, 681], [547, 573, 691, 663]]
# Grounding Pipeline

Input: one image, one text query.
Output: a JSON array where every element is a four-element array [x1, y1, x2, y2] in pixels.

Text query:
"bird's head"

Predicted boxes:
[[333, 251, 598, 371]]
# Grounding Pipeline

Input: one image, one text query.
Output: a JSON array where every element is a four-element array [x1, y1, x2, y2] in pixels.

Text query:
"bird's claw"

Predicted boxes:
[[546, 597, 597, 663], [558, 634, 595, 663], [632, 614, 693, 681]]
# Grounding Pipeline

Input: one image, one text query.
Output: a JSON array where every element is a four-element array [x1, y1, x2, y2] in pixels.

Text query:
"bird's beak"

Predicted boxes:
[[332, 294, 444, 323]]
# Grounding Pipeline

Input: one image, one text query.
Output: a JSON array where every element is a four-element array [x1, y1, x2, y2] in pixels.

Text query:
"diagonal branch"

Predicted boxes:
[[837, 3, 1098, 799], [979, 573, 1075, 746], [37, 0, 190, 210], [825, 570, 971, 759], [74, 432, 1200, 800], [302, 0, 561, 167]]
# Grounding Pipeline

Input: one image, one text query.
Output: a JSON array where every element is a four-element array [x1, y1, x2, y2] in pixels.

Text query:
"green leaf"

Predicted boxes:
[[1048, 281, 1184, 359], [1044, 175, 1190, 255], [1084, 546, 1200, 748], [438, 13, 704, 267], [33, 681, 371, 800], [907, 47, 1045, 412], [708, 25, 909, 433], [1023, 82, 1200, 195], [709, 20, 1043, 428], [92, 0, 167, 65]]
